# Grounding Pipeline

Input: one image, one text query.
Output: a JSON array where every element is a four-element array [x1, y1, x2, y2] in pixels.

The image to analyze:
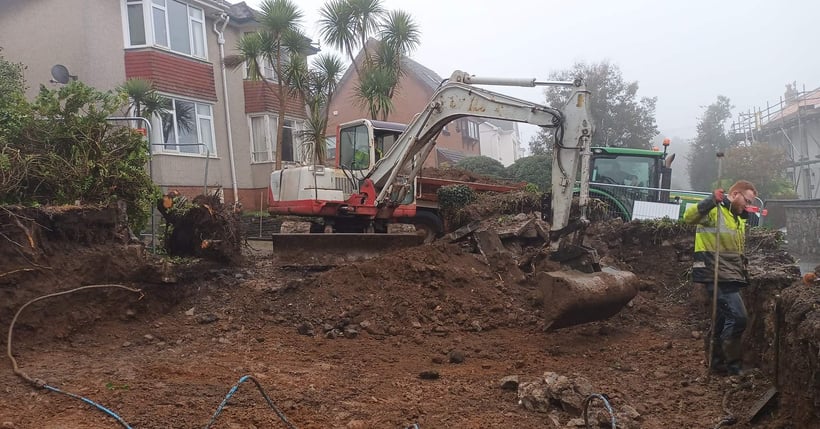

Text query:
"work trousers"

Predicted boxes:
[[705, 283, 748, 368], [707, 284, 748, 340]]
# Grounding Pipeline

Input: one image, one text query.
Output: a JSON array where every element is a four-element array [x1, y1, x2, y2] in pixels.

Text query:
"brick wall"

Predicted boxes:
[[125, 50, 216, 101], [243, 80, 309, 118]]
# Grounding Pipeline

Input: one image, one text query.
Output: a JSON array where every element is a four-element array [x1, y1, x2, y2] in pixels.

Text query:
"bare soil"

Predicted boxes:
[[0, 206, 814, 429]]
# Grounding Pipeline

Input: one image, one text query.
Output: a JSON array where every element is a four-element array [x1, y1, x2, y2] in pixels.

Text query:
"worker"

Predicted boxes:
[[625, 174, 640, 186], [683, 180, 758, 376]]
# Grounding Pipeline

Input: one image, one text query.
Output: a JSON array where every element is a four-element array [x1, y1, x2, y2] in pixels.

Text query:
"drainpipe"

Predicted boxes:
[[214, 13, 239, 205]]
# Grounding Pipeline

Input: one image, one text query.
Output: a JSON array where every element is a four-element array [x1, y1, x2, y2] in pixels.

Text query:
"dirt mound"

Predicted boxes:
[[268, 242, 540, 337], [421, 167, 519, 186], [0, 206, 154, 346]]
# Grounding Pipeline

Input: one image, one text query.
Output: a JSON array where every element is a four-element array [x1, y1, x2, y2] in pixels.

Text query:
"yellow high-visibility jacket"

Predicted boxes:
[[683, 197, 749, 284]]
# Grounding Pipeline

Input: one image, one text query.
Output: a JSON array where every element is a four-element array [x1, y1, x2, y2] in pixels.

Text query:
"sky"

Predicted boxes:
[[244, 0, 820, 147]]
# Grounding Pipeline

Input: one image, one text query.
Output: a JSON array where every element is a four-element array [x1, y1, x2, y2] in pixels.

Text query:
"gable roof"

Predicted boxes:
[[334, 38, 445, 99]]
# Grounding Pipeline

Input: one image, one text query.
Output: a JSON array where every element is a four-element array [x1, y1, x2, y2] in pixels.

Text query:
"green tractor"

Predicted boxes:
[[561, 140, 705, 222]]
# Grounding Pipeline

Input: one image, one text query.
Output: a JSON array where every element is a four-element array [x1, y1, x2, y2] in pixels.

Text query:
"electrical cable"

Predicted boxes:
[[204, 375, 297, 429], [6, 284, 143, 428], [583, 393, 616, 429]]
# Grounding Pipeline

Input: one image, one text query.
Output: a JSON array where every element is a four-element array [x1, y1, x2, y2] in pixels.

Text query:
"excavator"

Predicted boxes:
[[268, 70, 638, 329]]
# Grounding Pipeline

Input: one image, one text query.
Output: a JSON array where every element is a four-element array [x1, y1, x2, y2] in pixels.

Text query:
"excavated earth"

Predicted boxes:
[[0, 205, 817, 429]]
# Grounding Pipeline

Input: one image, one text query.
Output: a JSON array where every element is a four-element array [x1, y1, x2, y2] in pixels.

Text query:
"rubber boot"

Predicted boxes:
[[722, 338, 743, 376]]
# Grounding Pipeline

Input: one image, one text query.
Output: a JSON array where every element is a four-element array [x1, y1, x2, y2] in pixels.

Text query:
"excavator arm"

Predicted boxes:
[[365, 70, 593, 243]]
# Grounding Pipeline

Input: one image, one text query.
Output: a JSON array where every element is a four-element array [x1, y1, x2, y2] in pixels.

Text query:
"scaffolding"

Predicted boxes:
[[729, 84, 820, 199]]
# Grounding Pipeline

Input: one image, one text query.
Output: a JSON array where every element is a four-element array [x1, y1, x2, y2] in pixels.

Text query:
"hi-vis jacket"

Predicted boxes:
[[683, 197, 749, 284]]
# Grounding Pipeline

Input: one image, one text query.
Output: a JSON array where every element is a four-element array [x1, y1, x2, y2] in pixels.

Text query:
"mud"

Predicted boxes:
[[0, 206, 816, 428]]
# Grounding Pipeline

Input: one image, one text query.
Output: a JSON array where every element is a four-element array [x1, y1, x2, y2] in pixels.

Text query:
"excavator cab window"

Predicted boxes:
[[374, 130, 400, 162], [339, 124, 370, 170]]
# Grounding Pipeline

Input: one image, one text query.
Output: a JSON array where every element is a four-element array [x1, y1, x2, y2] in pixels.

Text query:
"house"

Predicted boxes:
[[479, 119, 522, 167], [326, 41, 519, 169], [732, 87, 820, 199], [0, 0, 311, 211]]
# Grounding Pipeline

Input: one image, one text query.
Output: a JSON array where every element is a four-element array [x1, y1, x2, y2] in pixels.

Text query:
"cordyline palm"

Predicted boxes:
[[224, 0, 303, 170], [320, 1, 419, 121], [284, 50, 343, 164], [119, 78, 167, 120]]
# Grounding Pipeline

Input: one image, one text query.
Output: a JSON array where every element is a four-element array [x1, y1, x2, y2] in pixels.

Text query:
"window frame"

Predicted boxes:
[[122, 0, 208, 60], [247, 114, 305, 164], [151, 95, 216, 157]]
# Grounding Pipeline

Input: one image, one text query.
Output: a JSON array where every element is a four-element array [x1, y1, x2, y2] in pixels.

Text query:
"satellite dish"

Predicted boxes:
[[50, 64, 77, 84]]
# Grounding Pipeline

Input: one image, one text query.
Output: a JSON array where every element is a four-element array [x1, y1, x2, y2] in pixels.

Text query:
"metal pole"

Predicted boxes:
[[708, 152, 725, 373], [204, 147, 210, 195], [106, 116, 156, 253]]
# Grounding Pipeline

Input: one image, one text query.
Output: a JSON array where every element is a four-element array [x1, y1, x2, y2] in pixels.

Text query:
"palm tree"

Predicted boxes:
[[318, 1, 419, 121], [224, 0, 304, 170], [285, 52, 343, 164], [119, 78, 167, 120]]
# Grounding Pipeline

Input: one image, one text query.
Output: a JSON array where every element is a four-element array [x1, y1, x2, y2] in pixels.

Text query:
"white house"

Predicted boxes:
[[479, 119, 521, 167]]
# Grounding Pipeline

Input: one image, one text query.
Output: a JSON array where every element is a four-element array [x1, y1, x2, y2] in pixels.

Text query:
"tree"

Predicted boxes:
[[688, 96, 733, 191], [542, 61, 658, 149], [284, 51, 344, 164], [224, 0, 304, 170], [456, 156, 506, 178], [119, 78, 167, 120], [722, 143, 797, 199], [318, 0, 419, 120], [0, 48, 27, 140], [527, 127, 553, 156], [506, 154, 551, 191]]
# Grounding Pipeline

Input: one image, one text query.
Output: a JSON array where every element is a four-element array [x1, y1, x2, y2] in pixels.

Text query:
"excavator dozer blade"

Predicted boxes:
[[271, 233, 425, 266], [538, 268, 638, 330]]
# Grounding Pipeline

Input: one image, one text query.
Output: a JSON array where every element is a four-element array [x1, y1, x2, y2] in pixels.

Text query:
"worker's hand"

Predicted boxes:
[[713, 188, 725, 203]]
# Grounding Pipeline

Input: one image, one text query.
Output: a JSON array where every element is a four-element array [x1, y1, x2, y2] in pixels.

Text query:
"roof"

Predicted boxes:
[[402, 57, 444, 92], [483, 118, 518, 132], [436, 148, 472, 165], [335, 39, 445, 100]]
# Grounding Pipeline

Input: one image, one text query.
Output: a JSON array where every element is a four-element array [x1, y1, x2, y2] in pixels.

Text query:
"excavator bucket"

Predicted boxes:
[[271, 233, 425, 266], [538, 268, 638, 330]]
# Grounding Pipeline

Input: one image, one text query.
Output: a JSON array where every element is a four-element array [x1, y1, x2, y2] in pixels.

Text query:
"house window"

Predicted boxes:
[[248, 115, 304, 164], [155, 97, 215, 156], [124, 0, 207, 59], [464, 120, 480, 140], [242, 32, 282, 81]]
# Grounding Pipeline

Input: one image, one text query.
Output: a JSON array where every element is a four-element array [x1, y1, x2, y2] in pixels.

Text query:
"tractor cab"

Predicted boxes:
[[587, 143, 675, 220]]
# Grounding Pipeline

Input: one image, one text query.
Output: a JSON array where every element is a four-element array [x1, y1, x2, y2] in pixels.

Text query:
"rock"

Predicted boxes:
[[518, 372, 594, 415], [325, 330, 338, 339], [418, 370, 440, 380], [411, 321, 422, 329], [297, 322, 315, 336], [143, 334, 155, 341], [122, 341, 132, 348], [322, 323, 334, 333], [622, 404, 641, 420], [691, 330, 702, 339], [346, 420, 367, 429], [1, 422, 16, 429], [343, 327, 359, 339], [431, 356, 445, 364], [125, 309, 136, 318], [218, 337, 230, 344], [184, 307, 195, 316], [196, 313, 219, 324], [448, 350, 465, 364], [500, 375, 519, 391], [565, 418, 585, 427]]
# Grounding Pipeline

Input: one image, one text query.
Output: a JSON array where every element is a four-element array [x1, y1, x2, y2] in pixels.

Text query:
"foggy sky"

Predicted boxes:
[[245, 0, 820, 145]]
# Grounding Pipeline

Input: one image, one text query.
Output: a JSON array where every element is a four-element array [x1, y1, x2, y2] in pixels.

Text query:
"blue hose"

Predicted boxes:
[[205, 375, 296, 429], [583, 393, 616, 429], [43, 384, 132, 429]]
